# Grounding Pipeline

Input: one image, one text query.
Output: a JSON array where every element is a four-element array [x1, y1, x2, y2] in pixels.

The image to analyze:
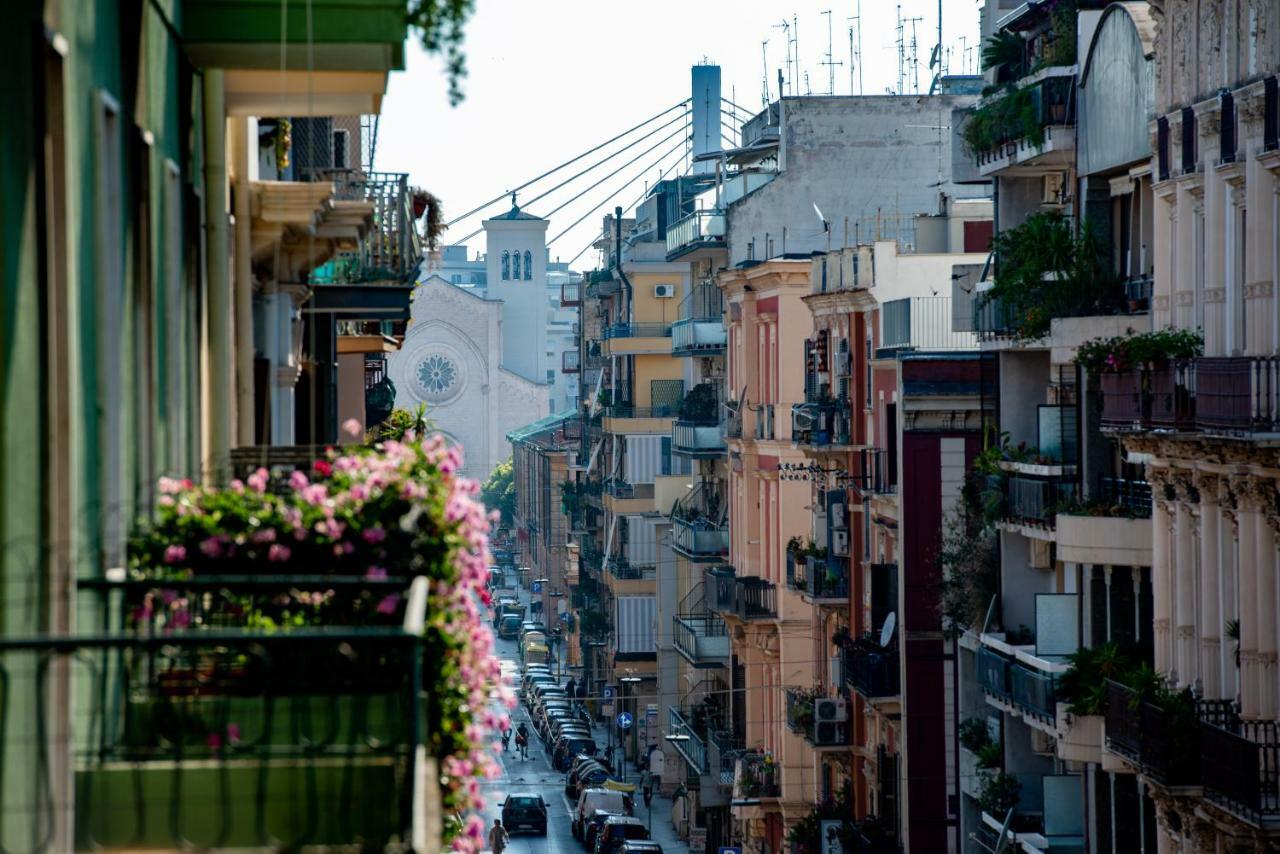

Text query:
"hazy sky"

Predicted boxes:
[[375, 0, 984, 268]]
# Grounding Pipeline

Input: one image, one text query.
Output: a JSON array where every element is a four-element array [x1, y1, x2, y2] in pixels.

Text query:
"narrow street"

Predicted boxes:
[[482, 586, 689, 854]]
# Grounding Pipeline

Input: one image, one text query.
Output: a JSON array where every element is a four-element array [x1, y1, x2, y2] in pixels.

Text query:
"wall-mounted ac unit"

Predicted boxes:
[[814, 698, 848, 723], [654, 284, 675, 298], [1029, 539, 1052, 569]]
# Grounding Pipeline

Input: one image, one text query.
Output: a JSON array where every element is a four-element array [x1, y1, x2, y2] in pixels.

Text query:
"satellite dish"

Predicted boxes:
[[812, 202, 830, 233], [879, 612, 897, 648]]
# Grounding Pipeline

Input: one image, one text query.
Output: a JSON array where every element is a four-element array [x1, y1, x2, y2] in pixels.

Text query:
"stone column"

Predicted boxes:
[[1237, 475, 1261, 718], [261, 283, 309, 446], [1197, 472, 1223, 698], [1174, 485, 1198, 687], [1253, 477, 1279, 720], [1151, 470, 1174, 673], [1222, 492, 1242, 704]]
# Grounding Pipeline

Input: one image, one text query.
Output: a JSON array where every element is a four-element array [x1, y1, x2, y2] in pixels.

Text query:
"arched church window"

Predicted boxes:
[[513, 251, 521, 280], [501, 251, 510, 280], [523, 250, 533, 280]]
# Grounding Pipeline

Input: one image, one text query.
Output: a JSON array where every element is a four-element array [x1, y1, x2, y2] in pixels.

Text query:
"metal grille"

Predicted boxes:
[[650, 379, 685, 412]]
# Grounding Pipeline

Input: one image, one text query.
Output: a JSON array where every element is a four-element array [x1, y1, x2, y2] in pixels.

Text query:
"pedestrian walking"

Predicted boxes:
[[488, 819, 509, 854], [515, 722, 530, 760]]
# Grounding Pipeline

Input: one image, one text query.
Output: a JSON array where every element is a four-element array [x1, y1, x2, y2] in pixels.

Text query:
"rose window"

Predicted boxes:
[[417, 353, 459, 400]]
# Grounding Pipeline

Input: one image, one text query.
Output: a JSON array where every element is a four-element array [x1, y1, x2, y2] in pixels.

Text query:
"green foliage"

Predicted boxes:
[[962, 84, 1042, 155], [481, 457, 517, 526], [1056, 643, 1133, 715], [680, 382, 720, 423], [1043, 0, 1079, 67], [977, 772, 1022, 816], [977, 741, 1003, 769], [406, 0, 475, 106], [938, 466, 1000, 635], [981, 30, 1027, 77], [785, 795, 856, 854], [984, 213, 1123, 339], [1074, 328, 1204, 375], [378, 404, 433, 441], [959, 717, 992, 752]]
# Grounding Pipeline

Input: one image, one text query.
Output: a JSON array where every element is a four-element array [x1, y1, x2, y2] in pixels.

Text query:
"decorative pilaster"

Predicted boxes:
[[1254, 477, 1280, 720], [1173, 474, 1199, 686], [1237, 476, 1262, 718], [1150, 469, 1175, 673], [1197, 472, 1223, 698]]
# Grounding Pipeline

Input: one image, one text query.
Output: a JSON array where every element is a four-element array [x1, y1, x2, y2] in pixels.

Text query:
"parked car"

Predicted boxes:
[[594, 816, 648, 854], [553, 734, 598, 770], [497, 614, 522, 639], [619, 842, 664, 854], [500, 793, 548, 836], [547, 723, 592, 751], [572, 788, 633, 842], [581, 810, 618, 850], [519, 620, 546, 639]]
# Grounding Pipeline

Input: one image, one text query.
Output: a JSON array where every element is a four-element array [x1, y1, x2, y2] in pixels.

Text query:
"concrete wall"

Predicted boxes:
[[485, 216, 550, 385], [336, 354, 365, 435], [726, 96, 988, 265]]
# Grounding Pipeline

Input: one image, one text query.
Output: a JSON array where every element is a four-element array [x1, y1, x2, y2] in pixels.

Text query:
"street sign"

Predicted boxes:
[[603, 686, 615, 700], [645, 706, 658, 721], [616, 712, 633, 730], [718, 848, 741, 854], [531, 580, 543, 593]]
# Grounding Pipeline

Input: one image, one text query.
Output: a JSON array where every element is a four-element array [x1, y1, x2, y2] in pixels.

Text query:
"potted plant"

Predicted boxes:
[[976, 771, 1022, 817]]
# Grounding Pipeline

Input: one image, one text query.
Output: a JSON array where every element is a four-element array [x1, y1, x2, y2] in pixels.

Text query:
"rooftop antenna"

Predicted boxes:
[[793, 14, 800, 96], [847, 0, 863, 95], [895, 4, 905, 95], [761, 39, 771, 107], [820, 10, 843, 95], [804, 70, 811, 95], [772, 19, 793, 95], [927, 0, 943, 93], [907, 13, 923, 93]]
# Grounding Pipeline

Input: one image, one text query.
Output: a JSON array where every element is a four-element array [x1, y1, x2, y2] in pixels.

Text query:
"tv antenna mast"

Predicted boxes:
[[772, 19, 794, 95], [761, 39, 771, 107], [847, 0, 863, 95], [820, 10, 843, 95]]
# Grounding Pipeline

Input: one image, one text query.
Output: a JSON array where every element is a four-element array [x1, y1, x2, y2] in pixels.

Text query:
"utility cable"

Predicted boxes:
[[453, 122, 690, 245], [444, 100, 690, 227], [545, 133, 689, 249]]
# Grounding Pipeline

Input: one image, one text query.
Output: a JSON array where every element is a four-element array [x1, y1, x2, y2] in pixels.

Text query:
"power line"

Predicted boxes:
[[453, 121, 691, 245], [443, 99, 689, 228]]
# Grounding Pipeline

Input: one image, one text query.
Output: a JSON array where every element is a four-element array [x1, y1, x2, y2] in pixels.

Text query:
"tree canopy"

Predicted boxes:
[[407, 0, 475, 106], [481, 457, 517, 526]]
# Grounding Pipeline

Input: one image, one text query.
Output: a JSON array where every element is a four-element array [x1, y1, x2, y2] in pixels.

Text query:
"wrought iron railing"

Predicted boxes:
[[732, 577, 776, 621], [668, 706, 709, 773], [705, 566, 737, 613], [309, 170, 421, 285], [1202, 719, 1280, 826], [842, 640, 900, 700], [734, 751, 780, 799], [673, 614, 730, 666], [1005, 475, 1076, 525], [791, 401, 852, 447], [1100, 476, 1152, 517], [1100, 357, 1280, 437]]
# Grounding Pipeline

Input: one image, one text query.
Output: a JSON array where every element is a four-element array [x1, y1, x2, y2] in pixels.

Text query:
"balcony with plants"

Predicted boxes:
[[784, 687, 849, 749], [309, 171, 424, 287], [732, 751, 781, 802], [1087, 329, 1280, 438], [584, 268, 621, 298], [974, 213, 1127, 342], [672, 382, 727, 457], [52, 429, 506, 852], [731, 576, 777, 621], [962, 1, 1081, 175], [672, 482, 728, 561], [785, 538, 848, 602]]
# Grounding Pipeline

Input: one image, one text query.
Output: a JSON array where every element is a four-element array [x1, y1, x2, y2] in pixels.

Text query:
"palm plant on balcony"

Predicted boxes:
[[680, 382, 720, 423], [976, 772, 1022, 817], [982, 213, 1122, 340], [1056, 643, 1133, 715], [129, 428, 508, 850]]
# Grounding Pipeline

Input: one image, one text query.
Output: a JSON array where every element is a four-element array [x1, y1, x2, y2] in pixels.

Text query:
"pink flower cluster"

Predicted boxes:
[[141, 432, 506, 851]]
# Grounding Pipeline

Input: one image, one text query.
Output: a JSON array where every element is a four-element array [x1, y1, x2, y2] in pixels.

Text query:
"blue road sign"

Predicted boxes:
[[531, 581, 543, 593], [616, 712, 633, 730], [719, 848, 742, 854]]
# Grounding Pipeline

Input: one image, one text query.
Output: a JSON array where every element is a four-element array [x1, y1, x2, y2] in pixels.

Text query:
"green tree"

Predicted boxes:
[[407, 0, 476, 106], [481, 457, 517, 526]]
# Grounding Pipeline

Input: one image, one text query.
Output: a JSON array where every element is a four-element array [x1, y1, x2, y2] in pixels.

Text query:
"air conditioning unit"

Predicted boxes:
[[1042, 172, 1066, 205], [654, 284, 675, 298], [814, 697, 848, 723], [814, 720, 846, 746], [831, 528, 850, 557], [1029, 538, 1052, 569]]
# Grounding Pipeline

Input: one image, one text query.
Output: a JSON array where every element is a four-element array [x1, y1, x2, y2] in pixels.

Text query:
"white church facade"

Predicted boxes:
[[389, 200, 562, 480]]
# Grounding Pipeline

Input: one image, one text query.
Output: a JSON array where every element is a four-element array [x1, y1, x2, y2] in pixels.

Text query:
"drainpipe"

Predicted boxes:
[[614, 205, 633, 321], [230, 117, 255, 447], [202, 70, 232, 483]]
